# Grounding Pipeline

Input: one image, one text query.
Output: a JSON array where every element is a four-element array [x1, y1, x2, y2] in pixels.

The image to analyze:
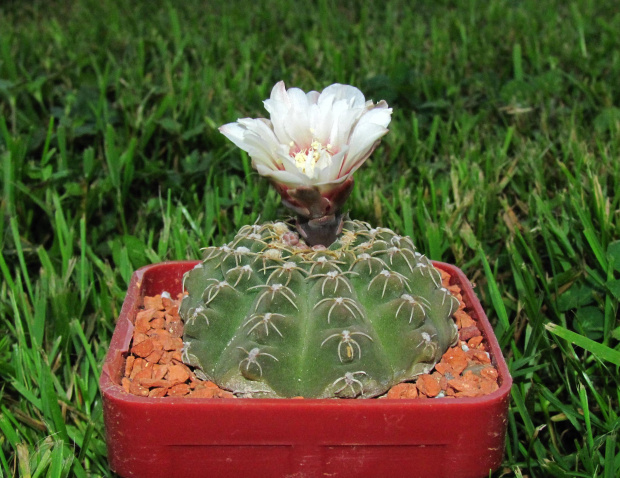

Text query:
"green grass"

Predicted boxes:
[[1, 0, 619, 475]]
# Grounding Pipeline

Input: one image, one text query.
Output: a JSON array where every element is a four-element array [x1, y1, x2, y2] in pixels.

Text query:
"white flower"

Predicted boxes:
[[219, 81, 392, 193]]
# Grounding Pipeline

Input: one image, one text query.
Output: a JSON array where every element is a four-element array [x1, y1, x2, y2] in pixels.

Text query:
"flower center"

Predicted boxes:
[[292, 141, 333, 177]]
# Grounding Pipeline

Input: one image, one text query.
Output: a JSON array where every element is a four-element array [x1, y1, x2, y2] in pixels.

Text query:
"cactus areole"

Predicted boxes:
[[181, 82, 458, 398]]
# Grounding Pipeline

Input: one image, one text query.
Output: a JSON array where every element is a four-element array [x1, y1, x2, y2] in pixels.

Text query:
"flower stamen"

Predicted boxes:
[[292, 140, 333, 177]]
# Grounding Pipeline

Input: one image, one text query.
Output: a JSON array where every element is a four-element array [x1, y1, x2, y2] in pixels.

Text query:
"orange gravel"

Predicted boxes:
[[122, 269, 499, 399], [121, 292, 233, 399]]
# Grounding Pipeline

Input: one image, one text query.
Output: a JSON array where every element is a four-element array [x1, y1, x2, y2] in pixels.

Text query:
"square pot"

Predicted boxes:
[[100, 261, 512, 478]]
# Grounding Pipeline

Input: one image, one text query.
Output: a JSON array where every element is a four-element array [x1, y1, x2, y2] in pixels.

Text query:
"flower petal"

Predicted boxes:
[[328, 102, 365, 148], [362, 101, 392, 128], [315, 173, 352, 194], [220, 119, 282, 171], [341, 123, 389, 176], [319, 84, 366, 108], [263, 81, 294, 145], [315, 147, 348, 184], [337, 102, 392, 176], [283, 87, 313, 148], [219, 122, 250, 150], [306, 90, 320, 104], [256, 163, 309, 188]]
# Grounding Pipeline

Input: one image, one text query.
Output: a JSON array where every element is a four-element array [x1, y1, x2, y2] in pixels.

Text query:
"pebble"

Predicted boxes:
[[416, 375, 442, 397], [131, 337, 155, 358], [143, 295, 164, 311], [386, 383, 418, 399], [459, 325, 482, 341], [442, 347, 469, 375]]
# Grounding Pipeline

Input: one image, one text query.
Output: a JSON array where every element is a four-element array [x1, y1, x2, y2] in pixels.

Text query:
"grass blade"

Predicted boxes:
[[545, 323, 620, 365]]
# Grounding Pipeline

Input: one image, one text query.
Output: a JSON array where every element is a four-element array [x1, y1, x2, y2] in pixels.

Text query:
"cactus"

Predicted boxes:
[[180, 219, 458, 398], [184, 81, 459, 398]]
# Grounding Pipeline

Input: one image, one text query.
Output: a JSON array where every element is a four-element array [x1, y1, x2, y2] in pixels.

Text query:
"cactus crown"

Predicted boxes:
[[180, 219, 458, 398]]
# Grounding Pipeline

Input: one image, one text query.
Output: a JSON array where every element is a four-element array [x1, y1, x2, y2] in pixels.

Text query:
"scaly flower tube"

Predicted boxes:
[[220, 81, 392, 246]]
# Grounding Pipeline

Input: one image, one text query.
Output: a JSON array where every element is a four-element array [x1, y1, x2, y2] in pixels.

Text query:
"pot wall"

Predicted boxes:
[[101, 261, 512, 478]]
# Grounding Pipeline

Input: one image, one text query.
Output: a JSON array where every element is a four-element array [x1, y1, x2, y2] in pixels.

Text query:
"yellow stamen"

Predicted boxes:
[[292, 140, 333, 177]]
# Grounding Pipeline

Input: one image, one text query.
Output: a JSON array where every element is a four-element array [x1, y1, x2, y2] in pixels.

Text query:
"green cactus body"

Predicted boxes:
[[180, 220, 458, 398]]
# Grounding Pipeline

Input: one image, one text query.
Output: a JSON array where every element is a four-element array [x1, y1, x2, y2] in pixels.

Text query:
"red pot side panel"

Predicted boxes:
[[101, 261, 512, 478]]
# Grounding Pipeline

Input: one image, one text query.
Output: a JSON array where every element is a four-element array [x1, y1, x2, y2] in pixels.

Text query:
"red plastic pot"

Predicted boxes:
[[101, 261, 512, 478]]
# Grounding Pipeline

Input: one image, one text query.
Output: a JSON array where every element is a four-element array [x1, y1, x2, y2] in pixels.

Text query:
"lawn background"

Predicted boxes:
[[1, 0, 619, 476]]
